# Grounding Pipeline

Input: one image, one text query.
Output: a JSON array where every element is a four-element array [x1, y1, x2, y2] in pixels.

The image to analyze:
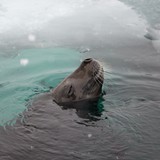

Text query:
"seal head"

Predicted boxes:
[[52, 58, 104, 105]]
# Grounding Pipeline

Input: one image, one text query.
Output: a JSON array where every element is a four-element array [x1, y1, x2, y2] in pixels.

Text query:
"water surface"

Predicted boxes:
[[0, 0, 160, 160]]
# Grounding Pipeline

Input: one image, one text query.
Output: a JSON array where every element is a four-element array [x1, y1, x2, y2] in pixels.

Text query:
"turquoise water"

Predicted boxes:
[[0, 48, 81, 126]]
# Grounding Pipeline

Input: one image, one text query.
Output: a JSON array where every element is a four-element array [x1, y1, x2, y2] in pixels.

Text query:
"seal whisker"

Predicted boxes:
[[95, 77, 103, 86], [96, 71, 103, 79], [93, 76, 100, 84], [96, 74, 104, 84], [94, 75, 103, 86], [95, 68, 103, 80], [93, 69, 103, 85]]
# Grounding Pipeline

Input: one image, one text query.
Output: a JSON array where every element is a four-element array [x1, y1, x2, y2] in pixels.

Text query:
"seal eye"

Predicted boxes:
[[67, 85, 74, 96], [84, 58, 92, 63]]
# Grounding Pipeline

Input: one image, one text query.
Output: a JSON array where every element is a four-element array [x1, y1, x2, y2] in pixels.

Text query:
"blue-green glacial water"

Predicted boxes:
[[0, 48, 81, 125], [0, 0, 160, 160]]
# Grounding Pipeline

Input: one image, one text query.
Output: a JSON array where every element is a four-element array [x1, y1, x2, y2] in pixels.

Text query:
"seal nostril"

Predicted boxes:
[[84, 58, 93, 63]]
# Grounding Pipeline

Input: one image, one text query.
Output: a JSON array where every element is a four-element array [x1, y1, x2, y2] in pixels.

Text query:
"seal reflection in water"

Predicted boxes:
[[52, 58, 104, 106]]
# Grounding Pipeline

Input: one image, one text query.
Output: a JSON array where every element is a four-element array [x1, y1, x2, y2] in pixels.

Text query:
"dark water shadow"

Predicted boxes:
[[60, 96, 105, 123], [0, 92, 127, 160]]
